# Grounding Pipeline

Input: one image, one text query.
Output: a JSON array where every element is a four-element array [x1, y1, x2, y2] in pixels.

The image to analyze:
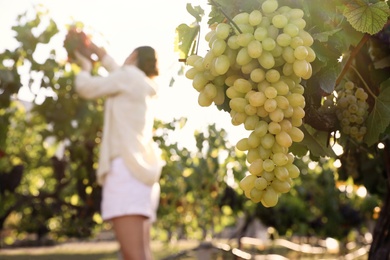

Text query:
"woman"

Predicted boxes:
[[74, 41, 164, 260]]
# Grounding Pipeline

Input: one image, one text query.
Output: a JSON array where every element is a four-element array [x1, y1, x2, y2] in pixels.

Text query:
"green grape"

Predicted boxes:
[[185, 67, 198, 80], [234, 78, 253, 93], [248, 91, 267, 107], [245, 115, 260, 130], [250, 188, 264, 202], [271, 179, 291, 193], [272, 14, 288, 28], [226, 86, 245, 99], [292, 106, 305, 119], [267, 25, 279, 39], [274, 166, 289, 181], [273, 81, 290, 95], [284, 23, 299, 37], [227, 35, 240, 50], [261, 171, 275, 182], [279, 119, 292, 132], [237, 33, 255, 47], [264, 86, 278, 99], [264, 98, 278, 112], [288, 126, 304, 142], [186, 55, 202, 66], [290, 18, 306, 29], [249, 158, 264, 176], [268, 121, 282, 134], [216, 23, 231, 40], [272, 142, 288, 154], [236, 137, 250, 151], [250, 68, 266, 83], [276, 33, 292, 47], [233, 12, 250, 24], [254, 27, 268, 41], [262, 0, 278, 14], [247, 148, 261, 163], [254, 177, 268, 190], [249, 10, 263, 26], [263, 158, 275, 172], [239, 174, 257, 190], [265, 69, 281, 83], [203, 51, 215, 70], [198, 90, 213, 107], [276, 131, 293, 147], [269, 108, 284, 122], [294, 46, 309, 60], [231, 111, 247, 126], [282, 46, 296, 63], [230, 97, 248, 112], [261, 133, 276, 150], [247, 40, 263, 58], [236, 47, 252, 66], [213, 85, 225, 105], [289, 8, 304, 19], [262, 37, 276, 51], [273, 152, 289, 166], [286, 163, 300, 178], [293, 59, 309, 78], [203, 83, 218, 99], [254, 120, 269, 137], [258, 51, 275, 69], [245, 104, 258, 116], [290, 36, 304, 49], [275, 95, 289, 109], [214, 54, 230, 75], [212, 38, 227, 56], [192, 72, 208, 92], [248, 131, 262, 148], [261, 187, 279, 207]]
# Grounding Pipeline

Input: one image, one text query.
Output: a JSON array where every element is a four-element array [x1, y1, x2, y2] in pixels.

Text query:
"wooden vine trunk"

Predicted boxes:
[[368, 140, 390, 260]]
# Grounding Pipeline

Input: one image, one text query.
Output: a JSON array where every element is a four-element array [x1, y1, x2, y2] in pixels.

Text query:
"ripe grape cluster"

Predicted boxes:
[[335, 81, 369, 143], [185, 0, 316, 207]]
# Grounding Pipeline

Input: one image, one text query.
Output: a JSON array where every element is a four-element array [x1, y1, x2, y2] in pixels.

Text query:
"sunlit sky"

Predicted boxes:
[[0, 0, 247, 149]]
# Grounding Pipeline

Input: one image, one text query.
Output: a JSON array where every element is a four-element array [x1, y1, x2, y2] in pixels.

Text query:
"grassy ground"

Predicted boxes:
[[0, 240, 201, 260]]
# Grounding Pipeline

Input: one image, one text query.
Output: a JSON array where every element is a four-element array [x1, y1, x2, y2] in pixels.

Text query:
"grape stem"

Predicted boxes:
[[209, 0, 242, 34], [350, 65, 377, 100], [335, 34, 370, 86]]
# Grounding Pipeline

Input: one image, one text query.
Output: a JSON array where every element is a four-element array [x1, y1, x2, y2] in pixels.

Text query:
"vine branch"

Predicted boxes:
[[350, 65, 377, 99], [335, 33, 370, 86], [209, 0, 242, 34]]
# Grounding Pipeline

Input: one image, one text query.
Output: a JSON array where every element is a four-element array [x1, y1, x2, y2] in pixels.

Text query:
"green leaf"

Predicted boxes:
[[312, 28, 343, 42], [186, 4, 204, 23], [174, 23, 200, 59], [364, 84, 390, 146], [343, 0, 390, 35], [298, 125, 337, 158]]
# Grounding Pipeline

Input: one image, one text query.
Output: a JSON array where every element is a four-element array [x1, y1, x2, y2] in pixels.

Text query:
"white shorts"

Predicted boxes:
[[101, 157, 160, 222]]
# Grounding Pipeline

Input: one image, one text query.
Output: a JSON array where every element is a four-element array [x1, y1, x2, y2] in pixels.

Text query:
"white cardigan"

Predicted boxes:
[[75, 55, 163, 186]]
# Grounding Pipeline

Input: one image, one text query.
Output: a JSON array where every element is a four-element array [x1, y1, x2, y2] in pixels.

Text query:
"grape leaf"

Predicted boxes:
[[297, 125, 337, 158], [312, 28, 342, 42], [174, 23, 200, 59], [364, 84, 390, 146], [186, 4, 205, 23], [343, 0, 389, 35]]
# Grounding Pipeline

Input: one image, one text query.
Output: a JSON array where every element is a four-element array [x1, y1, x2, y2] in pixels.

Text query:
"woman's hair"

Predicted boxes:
[[135, 46, 159, 77]]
